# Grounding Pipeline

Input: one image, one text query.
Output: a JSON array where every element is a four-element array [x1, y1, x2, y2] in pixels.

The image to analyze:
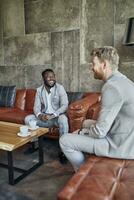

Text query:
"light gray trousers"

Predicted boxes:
[[59, 119, 108, 171], [25, 114, 69, 136]]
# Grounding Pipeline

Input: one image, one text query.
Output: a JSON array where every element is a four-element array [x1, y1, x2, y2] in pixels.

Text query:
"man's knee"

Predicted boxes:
[[58, 114, 69, 134], [59, 134, 73, 150], [58, 114, 68, 123], [59, 134, 69, 148]]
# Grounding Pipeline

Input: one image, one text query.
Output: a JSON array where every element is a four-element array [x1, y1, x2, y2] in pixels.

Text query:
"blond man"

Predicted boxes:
[[60, 46, 134, 171]]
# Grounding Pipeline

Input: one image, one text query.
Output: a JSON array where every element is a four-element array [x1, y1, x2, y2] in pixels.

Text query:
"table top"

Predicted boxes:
[[0, 121, 48, 151]]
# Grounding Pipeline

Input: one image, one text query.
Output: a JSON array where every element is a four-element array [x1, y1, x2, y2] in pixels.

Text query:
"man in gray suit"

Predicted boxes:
[[60, 46, 134, 171], [25, 69, 69, 163]]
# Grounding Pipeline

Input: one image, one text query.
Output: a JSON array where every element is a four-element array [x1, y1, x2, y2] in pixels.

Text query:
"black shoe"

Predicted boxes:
[[24, 143, 38, 155], [58, 152, 68, 164]]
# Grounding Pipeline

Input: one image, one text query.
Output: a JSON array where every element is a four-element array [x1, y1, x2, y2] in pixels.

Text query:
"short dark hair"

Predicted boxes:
[[42, 69, 54, 77]]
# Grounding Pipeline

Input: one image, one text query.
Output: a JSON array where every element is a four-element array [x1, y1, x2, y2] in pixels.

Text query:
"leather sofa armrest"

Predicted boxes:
[[86, 101, 101, 120], [67, 94, 100, 132]]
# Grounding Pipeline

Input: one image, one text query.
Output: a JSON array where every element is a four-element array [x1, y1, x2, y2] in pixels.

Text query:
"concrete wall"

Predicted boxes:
[[0, 0, 134, 91], [0, 30, 79, 90], [24, 0, 80, 33]]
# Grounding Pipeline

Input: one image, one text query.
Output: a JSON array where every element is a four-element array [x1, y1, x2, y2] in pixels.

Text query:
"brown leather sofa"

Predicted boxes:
[[58, 155, 134, 200], [0, 89, 101, 138], [58, 100, 134, 200]]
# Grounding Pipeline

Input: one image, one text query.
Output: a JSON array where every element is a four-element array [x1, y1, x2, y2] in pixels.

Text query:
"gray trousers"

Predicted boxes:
[[59, 119, 109, 171], [25, 114, 69, 136]]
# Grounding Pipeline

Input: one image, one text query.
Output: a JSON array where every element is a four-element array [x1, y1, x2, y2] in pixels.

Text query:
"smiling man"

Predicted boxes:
[[60, 46, 134, 171], [25, 69, 69, 163]]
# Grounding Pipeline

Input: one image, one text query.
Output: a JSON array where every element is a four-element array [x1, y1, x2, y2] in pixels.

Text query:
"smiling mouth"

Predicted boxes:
[[49, 81, 54, 84]]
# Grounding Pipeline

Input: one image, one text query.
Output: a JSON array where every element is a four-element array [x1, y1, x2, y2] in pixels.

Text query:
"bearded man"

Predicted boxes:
[[25, 69, 68, 163]]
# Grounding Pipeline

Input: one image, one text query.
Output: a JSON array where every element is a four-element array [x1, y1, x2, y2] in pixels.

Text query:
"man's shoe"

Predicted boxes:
[[58, 152, 68, 164]]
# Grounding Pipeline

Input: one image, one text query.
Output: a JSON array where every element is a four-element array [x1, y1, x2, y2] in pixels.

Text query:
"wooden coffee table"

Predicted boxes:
[[0, 121, 48, 185]]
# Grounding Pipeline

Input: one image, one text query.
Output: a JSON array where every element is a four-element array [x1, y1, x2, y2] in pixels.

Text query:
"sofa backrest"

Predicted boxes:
[[67, 92, 84, 104], [67, 92, 101, 132], [14, 89, 26, 110], [14, 89, 101, 115], [25, 89, 36, 111], [14, 89, 36, 111]]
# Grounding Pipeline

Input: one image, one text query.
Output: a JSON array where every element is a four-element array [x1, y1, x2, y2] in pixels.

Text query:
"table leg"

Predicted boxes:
[[0, 135, 45, 185], [7, 151, 14, 185], [38, 136, 44, 164]]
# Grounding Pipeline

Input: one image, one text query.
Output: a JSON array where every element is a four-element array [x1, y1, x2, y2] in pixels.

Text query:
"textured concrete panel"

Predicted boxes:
[[114, 24, 134, 62], [2, 0, 25, 37], [4, 33, 51, 66], [0, 65, 54, 89], [84, 0, 114, 62], [114, 0, 134, 63], [79, 0, 114, 91], [0, 0, 134, 93], [51, 30, 80, 92], [120, 62, 134, 82], [0, 66, 25, 88], [63, 30, 80, 91], [24, 0, 80, 33], [51, 32, 63, 84], [115, 0, 134, 24], [0, 3, 4, 65]]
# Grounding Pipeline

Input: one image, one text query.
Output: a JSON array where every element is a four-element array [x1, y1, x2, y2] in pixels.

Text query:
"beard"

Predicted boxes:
[[94, 72, 103, 80], [44, 79, 56, 88]]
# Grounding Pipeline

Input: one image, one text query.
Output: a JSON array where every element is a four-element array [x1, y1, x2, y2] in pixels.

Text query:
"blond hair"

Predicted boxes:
[[91, 46, 119, 71]]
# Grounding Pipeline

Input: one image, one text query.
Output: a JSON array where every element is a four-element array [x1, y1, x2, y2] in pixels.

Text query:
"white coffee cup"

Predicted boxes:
[[29, 120, 37, 129], [20, 126, 28, 135]]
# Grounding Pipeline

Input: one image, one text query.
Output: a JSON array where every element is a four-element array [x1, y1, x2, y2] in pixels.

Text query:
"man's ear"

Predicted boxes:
[[102, 60, 107, 70]]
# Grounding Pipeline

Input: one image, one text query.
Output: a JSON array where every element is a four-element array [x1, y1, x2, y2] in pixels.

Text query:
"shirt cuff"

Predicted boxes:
[[53, 112, 58, 117], [37, 112, 42, 118]]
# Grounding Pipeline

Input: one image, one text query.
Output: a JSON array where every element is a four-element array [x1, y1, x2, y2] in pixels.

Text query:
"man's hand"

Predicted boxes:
[[73, 129, 80, 134], [38, 114, 55, 121], [78, 128, 89, 136], [46, 114, 56, 120]]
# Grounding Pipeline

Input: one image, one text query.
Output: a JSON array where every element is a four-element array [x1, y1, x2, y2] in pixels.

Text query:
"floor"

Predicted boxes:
[[0, 138, 74, 200]]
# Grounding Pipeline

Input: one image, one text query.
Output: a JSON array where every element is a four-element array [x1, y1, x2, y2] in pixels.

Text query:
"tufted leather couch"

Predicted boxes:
[[0, 89, 101, 138], [58, 99, 134, 200], [58, 155, 134, 200]]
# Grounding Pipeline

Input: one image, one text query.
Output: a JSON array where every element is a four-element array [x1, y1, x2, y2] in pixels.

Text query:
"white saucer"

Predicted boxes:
[[28, 126, 39, 130], [17, 132, 31, 137]]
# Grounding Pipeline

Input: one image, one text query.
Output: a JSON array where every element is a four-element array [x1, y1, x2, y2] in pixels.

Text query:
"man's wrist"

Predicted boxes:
[[38, 114, 43, 120], [78, 128, 89, 136]]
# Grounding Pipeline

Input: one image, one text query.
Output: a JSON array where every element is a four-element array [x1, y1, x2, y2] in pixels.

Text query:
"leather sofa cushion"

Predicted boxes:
[[0, 109, 32, 124], [68, 93, 100, 132], [67, 92, 84, 104], [0, 85, 16, 107], [0, 108, 15, 113], [25, 89, 36, 111], [58, 155, 134, 200], [14, 89, 26, 110]]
